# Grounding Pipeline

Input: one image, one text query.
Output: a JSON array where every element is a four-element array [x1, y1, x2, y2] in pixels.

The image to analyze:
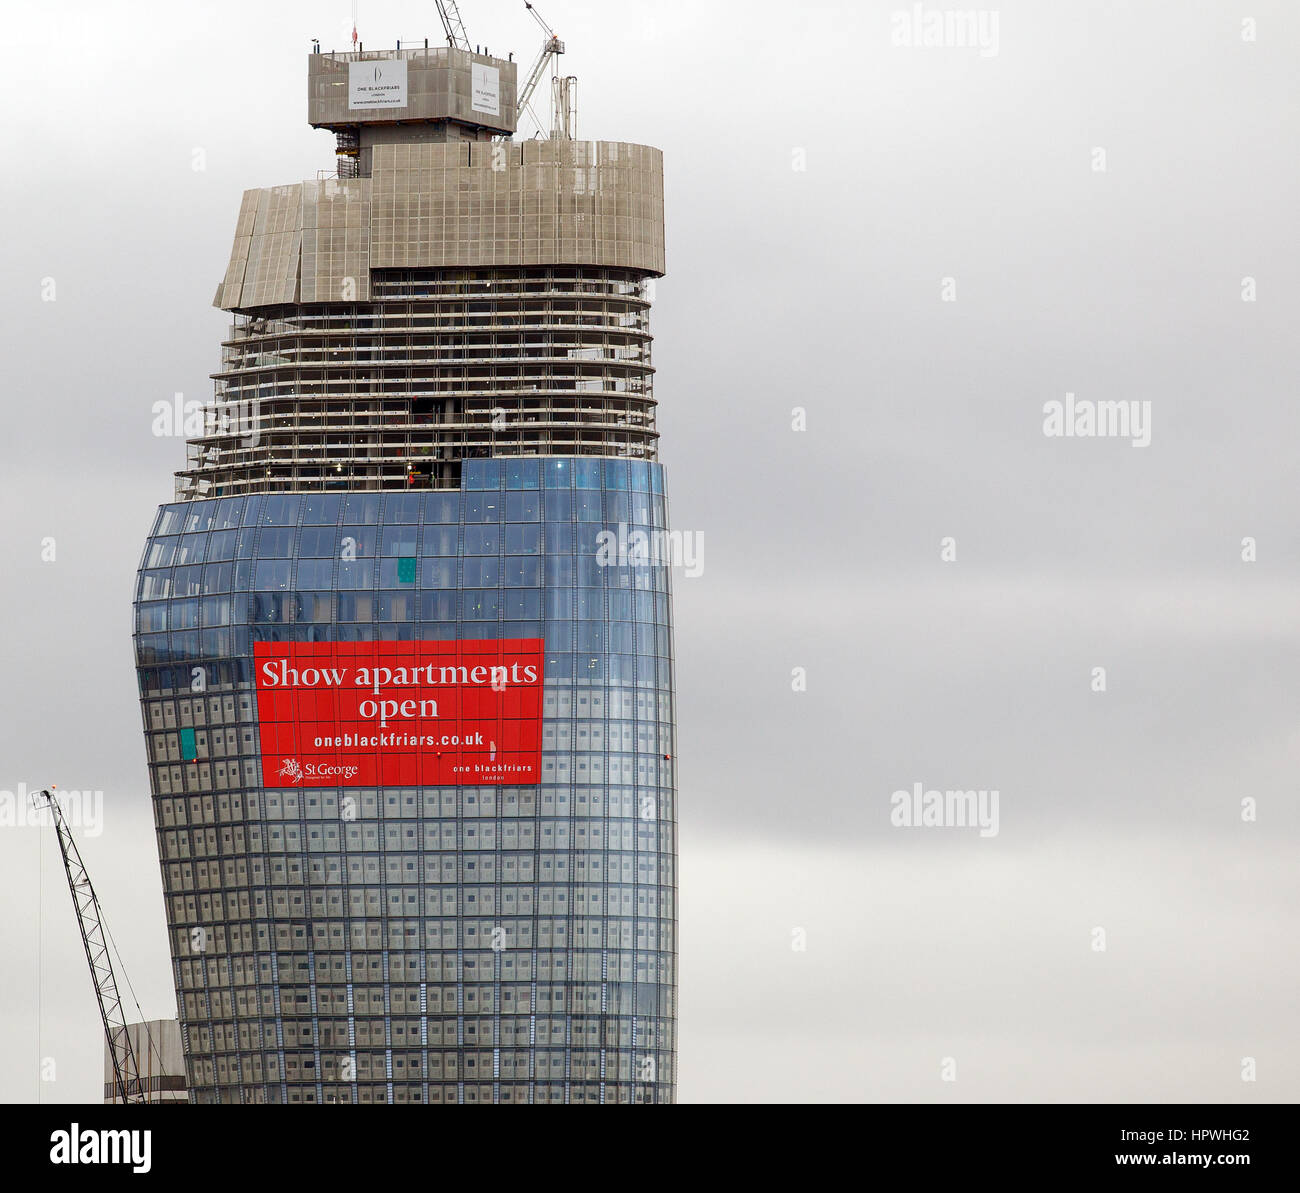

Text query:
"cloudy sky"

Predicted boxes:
[[1, 0, 1296, 1103]]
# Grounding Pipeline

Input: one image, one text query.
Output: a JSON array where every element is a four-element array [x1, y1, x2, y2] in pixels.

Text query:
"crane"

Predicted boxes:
[[434, 0, 472, 51], [35, 786, 146, 1104], [517, 3, 565, 136]]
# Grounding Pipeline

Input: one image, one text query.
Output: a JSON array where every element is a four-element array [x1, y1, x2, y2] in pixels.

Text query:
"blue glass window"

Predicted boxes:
[[505, 589, 541, 619], [201, 628, 231, 656], [261, 495, 301, 526], [343, 493, 382, 523], [465, 526, 499, 555], [463, 591, 499, 620], [463, 558, 499, 587], [545, 621, 573, 649], [383, 493, 422, 523], [544, 459, 571, 489], [575, 588, 603, 619], [297, 593, 332, 622], [377, 592, 417, 620], [337, 594, 373, 622], [544, 490, 571, 521], [337, 527, 376, 556], [201, 596, 231, 626], [299, 528, 337, 557], [296, 559, 334, 588], [381, 525, 418, 556], [378, 559, 417, 586], [302, 494, 342, 525], [172, 599, 200, 630], [505, 524, 540, 554], [137, 603, 167, 632], [603, 459, 628, 491], [207, 530, 237, 560], [213, 498, 243, 530], [253, 560, 292, 590], [463, 492, 501, 523], [425, 526, 458, 556], [605, 491, 630, 524], [424, 493, 459, 524], [252, 593, 289, 623], [184, 505, 215, 533], [574, 459, 601, 489], [546, 523, 574, 554], [503, 557, 540, 587], [174, 566, 204, 596], [202, 563, 232, 593], [463, 459, 500, 490], [337, 560, 374, 589], [505, 458, 540, 490], [145, 540, 177, 567], [544, 556, 574, 586], [156, 506, 186, 535], [421, 592, 456, 620], [505, 491, 540, 521], [422, 559, 456, 588], [257, 528, 295, 557]]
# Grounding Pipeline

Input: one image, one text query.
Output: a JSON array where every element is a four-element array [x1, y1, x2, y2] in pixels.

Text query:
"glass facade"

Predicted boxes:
[[134, 457, 677, 1103]]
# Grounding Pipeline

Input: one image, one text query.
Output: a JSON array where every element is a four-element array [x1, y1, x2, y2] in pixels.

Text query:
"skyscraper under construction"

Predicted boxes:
[[132, 20, 675, 1103]]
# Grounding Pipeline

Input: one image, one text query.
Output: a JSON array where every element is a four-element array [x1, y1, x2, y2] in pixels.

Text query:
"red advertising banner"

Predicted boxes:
[[253, 639, 544, 787]]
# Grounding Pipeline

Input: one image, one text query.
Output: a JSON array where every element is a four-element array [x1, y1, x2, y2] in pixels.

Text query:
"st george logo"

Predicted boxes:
[[278, 758, 303, 784]]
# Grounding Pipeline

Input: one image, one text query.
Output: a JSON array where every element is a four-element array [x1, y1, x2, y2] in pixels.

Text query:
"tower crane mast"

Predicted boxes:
[[35, 787, 146, 1104]]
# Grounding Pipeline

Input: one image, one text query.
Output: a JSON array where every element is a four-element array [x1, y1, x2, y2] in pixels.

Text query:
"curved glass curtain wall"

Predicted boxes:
[[134, 456, 676, 1103]]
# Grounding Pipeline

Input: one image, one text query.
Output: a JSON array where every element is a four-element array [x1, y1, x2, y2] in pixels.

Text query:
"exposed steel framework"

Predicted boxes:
[[178, 265, 658, 499]]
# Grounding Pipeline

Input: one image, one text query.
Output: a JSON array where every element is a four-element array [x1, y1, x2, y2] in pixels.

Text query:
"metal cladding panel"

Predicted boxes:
[[239, 186, 303, 307], [212, 141, 664, 312], [301, 178, 371, 303], [368, 141, 665, 274], [214, 191, 261, 309]]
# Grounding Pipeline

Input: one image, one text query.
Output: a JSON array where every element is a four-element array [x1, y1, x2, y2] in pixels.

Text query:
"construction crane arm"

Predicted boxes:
[[435, 0, 472, 50], [517, 5, 565, 129], [36, 787, 145, 1104]]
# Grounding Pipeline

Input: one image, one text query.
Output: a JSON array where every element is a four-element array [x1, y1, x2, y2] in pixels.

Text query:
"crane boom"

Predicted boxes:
[[517, 4, 564, 131], [36, 787, 145, 1104], [434, 0, 472, 50]]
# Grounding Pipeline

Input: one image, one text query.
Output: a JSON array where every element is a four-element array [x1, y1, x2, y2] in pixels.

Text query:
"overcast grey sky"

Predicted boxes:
[[1, 0, 1297, 1103]]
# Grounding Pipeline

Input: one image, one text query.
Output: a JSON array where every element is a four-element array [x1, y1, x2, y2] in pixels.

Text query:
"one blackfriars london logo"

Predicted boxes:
[[50, 1124, 151, 1174]]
